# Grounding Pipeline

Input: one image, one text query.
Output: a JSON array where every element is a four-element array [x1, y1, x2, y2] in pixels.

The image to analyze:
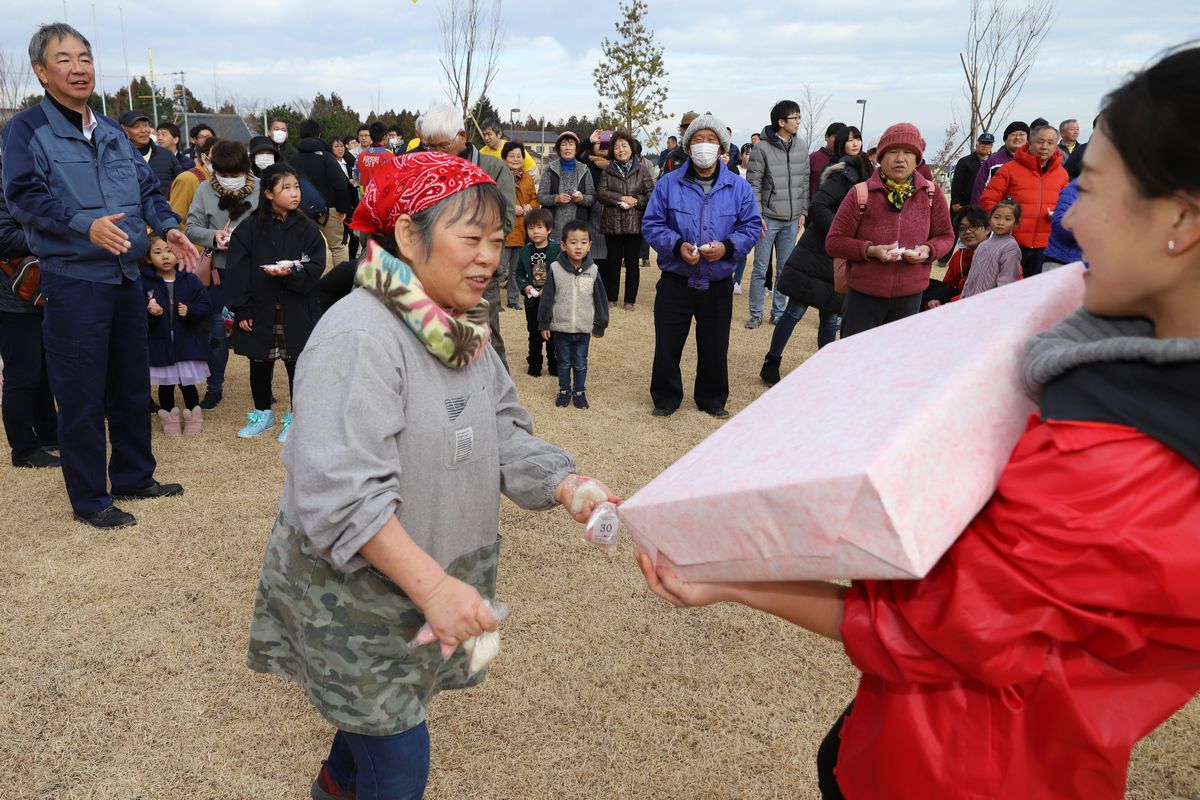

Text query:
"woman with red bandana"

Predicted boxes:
[[245, 152, 618, 800], [638, 44, 1200, 800]]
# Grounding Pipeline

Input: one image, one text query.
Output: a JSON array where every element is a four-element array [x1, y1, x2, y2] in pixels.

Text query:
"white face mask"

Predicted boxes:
[[271, 129, 287, 144], [216, 174, 246, 191], [254, 153, 276, 170], [690, 142, 720, 168], [388, 136, 399, 147]]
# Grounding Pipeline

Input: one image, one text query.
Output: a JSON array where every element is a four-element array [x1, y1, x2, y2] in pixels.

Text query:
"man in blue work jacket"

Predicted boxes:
[[1, 22, 199, 529]]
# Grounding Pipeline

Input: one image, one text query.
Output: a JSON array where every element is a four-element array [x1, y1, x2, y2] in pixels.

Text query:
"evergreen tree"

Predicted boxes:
[[593, 0, 668, 138], [310, 92, 361, 140]]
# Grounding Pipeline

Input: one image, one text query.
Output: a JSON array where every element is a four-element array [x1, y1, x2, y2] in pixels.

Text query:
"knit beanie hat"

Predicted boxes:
[[682, 113, 730, 152], [1003, 121, 1030, 139], [554, 130, 581, 154], [875, 122, 926, 162]]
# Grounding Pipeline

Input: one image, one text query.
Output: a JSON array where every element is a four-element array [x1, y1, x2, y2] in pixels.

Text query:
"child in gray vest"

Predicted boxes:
[[537, 220, 609, 409]]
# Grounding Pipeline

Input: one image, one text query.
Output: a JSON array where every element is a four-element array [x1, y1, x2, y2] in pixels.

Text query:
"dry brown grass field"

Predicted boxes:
[[2, 263, 1197, 799]]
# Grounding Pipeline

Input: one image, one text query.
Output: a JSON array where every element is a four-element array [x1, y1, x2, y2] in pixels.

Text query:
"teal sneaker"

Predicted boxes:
[[237, 409, 275, 438], [277, 412, 293, 443]]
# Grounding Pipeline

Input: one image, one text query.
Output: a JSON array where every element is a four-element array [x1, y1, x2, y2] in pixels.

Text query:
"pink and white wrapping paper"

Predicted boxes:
[[621, 263, 1087, 581]]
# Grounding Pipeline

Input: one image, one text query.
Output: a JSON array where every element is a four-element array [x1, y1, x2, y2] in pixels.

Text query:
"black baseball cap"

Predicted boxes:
[[119, 110, 150, 127], [978, 132, 995, 144]]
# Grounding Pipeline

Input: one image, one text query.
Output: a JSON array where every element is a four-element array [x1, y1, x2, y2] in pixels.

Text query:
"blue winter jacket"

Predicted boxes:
[[642, 161, 762, 289], [1, 97, 179, 284], [1043, 179, 1082, 265], [140, 263, 212, 367]]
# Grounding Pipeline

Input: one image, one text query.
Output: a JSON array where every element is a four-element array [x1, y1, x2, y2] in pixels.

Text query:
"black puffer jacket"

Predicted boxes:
[[223, 210, 326, 361], [776, 157, 869, 314], [294, 137, 353, 215], [0, 164, 36, 315]]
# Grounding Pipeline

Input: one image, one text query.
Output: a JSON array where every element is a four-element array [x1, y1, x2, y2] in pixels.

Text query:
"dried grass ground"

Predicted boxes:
[[2, 265, 1197, 800]]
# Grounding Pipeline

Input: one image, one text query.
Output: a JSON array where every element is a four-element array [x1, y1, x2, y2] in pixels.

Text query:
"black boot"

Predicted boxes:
[[760, 354, 782, 386]]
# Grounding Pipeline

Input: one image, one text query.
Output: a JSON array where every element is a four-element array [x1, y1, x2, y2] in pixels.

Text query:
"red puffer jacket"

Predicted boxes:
[[835, 402, 1200, 799], [979, 148, 1069, 249], [825, 170, 954, 299]]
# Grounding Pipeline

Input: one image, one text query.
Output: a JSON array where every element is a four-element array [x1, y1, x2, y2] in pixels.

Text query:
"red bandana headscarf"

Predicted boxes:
[[349, 151, 497, 235]]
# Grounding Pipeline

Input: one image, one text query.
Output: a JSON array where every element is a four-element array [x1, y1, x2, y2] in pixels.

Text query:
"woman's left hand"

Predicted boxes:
[[636, 550, 730, 609], [902, 245, 931, 264], [554, 474, 621, 523]]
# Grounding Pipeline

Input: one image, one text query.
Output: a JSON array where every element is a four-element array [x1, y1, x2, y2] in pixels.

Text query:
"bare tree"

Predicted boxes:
[[0, 47, 34, 111], [960, 0, 1057, 143], [928, 122, 965, 191], [439, 0, 504, 139], [290, 95, 314, 120], [797, 83, 830, 153]]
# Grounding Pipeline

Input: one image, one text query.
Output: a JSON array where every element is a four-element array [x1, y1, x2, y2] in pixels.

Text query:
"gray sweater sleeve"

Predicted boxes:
[[282, 328, 406, 572], [486, 349, 576, 509]]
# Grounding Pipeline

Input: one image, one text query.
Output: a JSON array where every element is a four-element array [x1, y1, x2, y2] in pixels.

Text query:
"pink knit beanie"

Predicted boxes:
[[875, 123, 926, 162]]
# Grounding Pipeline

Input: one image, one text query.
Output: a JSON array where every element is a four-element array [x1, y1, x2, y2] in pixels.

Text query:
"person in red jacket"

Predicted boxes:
[[824, 122, 954, 337], [637, 42, 1200, 800], [978, 124, 1069, 278]]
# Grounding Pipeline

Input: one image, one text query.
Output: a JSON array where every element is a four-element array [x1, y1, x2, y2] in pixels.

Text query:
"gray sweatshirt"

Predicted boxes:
[[280, 287, 577, 572]]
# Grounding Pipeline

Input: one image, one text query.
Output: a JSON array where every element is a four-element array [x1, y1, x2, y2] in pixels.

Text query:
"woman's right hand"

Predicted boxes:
[[418, 574, 497, 657], [866, 243, 900, 262], [238, 319, 254, 332]]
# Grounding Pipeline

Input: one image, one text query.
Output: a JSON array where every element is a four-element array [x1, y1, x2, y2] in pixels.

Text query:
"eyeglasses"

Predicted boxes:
[[957, 224, 986, 233], [423, 139, 457, 153], [785, 115, 801, 122]]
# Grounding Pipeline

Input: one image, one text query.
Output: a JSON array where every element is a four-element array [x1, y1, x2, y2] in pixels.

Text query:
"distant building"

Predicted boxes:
[[180, 112, 256, 145], [505, 129, 557, 163]]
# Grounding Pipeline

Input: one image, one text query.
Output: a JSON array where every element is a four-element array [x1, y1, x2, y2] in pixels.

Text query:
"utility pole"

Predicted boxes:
[[90, 4, 106, 115], [147, 49, 159, 126], [178, 69, 189, 144], [119, 7, 131, 115]]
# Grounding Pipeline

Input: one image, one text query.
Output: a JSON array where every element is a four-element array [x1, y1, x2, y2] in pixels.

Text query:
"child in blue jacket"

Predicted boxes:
[[142, 236, 212, 435]]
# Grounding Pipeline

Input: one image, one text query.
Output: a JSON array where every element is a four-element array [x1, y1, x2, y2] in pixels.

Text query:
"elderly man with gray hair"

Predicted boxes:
[[1, 22, 197, 529], [642, 113, 762, 419]]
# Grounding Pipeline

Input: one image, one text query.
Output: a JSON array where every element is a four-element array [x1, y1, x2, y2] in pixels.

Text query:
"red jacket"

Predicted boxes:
[[825, 170, 954, 299], [837, 412, 1200, 799], [978, 148, 1069, 249]]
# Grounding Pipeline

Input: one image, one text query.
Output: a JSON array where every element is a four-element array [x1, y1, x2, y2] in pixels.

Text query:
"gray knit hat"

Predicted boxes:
[[682, 113, 730, 152]]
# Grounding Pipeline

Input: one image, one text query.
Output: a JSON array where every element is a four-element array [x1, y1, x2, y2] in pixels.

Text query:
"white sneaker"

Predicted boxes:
[[733, 282, 742, 294]]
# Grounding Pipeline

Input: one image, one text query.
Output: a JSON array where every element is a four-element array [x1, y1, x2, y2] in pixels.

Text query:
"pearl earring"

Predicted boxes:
[[1167, 240, 1177, 252]]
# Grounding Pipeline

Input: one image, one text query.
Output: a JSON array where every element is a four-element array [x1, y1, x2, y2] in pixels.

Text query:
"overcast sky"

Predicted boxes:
[[3, 0, 1197, 151]]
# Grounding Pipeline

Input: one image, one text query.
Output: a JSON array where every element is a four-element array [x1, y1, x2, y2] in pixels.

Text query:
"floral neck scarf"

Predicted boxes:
[[883, 177, 916, 211], [355, 240, 491, 369]]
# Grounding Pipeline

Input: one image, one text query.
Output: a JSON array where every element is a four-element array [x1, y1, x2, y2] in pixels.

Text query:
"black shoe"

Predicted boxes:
[[572, 390, 589, 410], [555, 390, 571, 408], [760, 354, 782, 386], [38, 440, 60, 453], [199, 391, 222, 410], [13, 448, 61, 468], [110, 481, 185, 501], [702, 407, 731, 418], [527, 364, 542, 377], [74, 505, 136, 529], [651, 407, 676, 417]]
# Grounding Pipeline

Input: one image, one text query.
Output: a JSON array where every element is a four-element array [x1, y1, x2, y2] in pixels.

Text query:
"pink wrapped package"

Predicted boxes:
[[621, 263, 1086, 581]]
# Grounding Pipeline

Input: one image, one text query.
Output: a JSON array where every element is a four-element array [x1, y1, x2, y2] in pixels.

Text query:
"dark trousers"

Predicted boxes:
[[523, 295, 556, 371], [0, 311, 58, 461], [40, 272, 156, 514], [816, 703, 853, 800], [840, 288, 922, 338], [483, 274, 509, 372], [206, 281, 231, 394], [157, 384, 200, 411], [1020, 246, 1045, 278], [600, 233, 643, 304], [249, 359, 296, 410], [651, 272, 733, 411], [325, 723, 430, 800], [554, 331, 590, 392]]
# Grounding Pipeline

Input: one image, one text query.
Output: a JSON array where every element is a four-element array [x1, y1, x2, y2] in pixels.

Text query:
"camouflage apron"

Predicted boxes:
[[246, 511, 500, 736]]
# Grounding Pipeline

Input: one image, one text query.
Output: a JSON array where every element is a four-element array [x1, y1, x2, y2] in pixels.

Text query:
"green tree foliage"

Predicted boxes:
[[592, 0, 668, 138], [310, 92, 361, 140], [468, 94, 500, 146], [263, 103, 302, 146]]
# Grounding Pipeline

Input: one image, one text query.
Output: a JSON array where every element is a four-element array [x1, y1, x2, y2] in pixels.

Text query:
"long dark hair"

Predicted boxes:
[[1100, 41, 1200, 198], [209, 140, 253, 221], [834, 125, 874, 180], [256, 163, 305, 232]]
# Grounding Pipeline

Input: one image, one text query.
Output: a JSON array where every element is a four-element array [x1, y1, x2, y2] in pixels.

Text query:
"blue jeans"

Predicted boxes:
[[767, 298, 841, 357], [554, 331, 590, 392], [748, 216, 799, 319], [206, 281, 230, 394], [733, 255, 747, 286], [324, 723, 430, 800]]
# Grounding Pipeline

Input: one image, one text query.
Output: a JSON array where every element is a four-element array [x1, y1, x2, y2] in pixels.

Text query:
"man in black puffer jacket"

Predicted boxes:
[[293, 118, 354, 266]]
